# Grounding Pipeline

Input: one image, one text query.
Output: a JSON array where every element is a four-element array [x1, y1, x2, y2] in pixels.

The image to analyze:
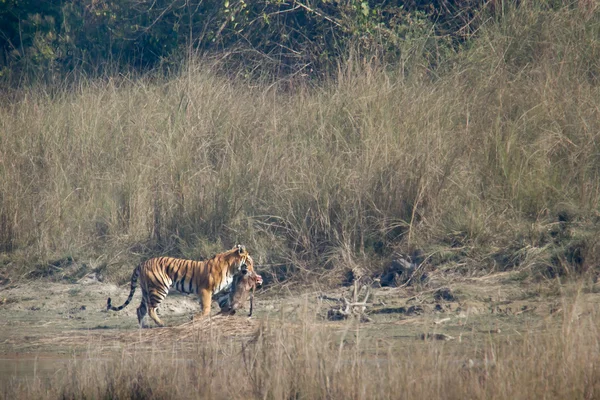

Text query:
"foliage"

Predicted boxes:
[[0, 0, 486, 80]]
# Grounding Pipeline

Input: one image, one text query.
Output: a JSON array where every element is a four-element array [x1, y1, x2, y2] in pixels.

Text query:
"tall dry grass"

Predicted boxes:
[[3, 295, 600, 400], [1, 2, 600, 281]]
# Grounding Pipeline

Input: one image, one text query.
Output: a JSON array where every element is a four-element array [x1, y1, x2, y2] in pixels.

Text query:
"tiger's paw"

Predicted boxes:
[[190, 312, 209, 322]]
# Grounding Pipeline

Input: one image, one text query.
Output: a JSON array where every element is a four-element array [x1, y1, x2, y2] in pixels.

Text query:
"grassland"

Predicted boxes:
[[1, 2, 600, 399], [1, 3, 599, 284]]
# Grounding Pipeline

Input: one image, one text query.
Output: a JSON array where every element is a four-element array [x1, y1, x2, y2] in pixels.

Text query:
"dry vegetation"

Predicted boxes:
[[2, 3, 600, 398], [2, 292, 600, 400], [1, 3, 600, 284]]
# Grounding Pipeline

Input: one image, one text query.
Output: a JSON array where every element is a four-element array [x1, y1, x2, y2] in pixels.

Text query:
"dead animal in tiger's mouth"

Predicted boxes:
[[217, 271, 263, 317]]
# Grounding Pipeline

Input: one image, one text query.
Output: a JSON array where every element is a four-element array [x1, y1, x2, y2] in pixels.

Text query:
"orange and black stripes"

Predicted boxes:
[[105, 245, 255, 327]]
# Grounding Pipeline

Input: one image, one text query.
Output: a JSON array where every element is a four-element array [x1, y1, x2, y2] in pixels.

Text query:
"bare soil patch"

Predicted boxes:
[[1, 272, 599, 382]]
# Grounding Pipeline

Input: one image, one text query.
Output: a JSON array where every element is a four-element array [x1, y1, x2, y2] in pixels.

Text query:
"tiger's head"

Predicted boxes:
[[240, 253, 263, 287], [234, 245, 263, 287]]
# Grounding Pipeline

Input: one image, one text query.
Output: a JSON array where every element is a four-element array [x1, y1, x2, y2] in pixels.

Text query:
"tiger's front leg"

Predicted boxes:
[[192, 289, 213, 320]]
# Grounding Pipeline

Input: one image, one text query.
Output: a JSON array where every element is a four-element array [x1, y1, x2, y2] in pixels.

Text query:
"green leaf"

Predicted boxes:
[[361, 2, 369, 17]]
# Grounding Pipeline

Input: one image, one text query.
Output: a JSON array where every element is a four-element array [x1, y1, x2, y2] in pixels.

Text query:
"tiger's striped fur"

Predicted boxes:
[[106, 245, 255, 327]]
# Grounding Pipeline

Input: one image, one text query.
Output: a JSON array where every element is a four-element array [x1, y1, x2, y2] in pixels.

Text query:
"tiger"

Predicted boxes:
[[217, 269, 263, 316], [106, 244, 256, 327]]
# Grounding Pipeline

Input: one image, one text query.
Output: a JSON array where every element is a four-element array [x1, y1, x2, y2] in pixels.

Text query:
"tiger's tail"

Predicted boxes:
[[107, 265, 141, 311]]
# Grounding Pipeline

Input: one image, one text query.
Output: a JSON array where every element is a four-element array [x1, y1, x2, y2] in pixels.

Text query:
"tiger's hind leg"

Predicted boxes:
[[137, 299, 165, 327], [138, 284, 167, 327], [136, 300, 148, 328], [148, 307, 165, 327]]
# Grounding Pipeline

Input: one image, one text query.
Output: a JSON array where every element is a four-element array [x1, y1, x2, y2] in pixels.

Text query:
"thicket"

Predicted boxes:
[[1, 1, 600, 284], [0, 0, 481, 81]]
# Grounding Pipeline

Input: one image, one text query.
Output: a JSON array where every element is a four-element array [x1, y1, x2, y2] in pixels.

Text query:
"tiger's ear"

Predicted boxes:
[[237, 244, 246, 254]]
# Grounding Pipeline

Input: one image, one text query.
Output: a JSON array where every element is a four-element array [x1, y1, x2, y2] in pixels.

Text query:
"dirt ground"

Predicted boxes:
[[1, 270, 599, 382]]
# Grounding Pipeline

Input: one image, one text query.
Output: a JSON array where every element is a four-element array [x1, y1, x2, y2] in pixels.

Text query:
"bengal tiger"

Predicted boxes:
[[106, 245, 256, 327], [217, 269, 263, 316]]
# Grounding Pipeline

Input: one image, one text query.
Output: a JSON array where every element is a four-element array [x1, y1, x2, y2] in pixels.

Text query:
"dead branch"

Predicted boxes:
[[326, 281, 372, 322]]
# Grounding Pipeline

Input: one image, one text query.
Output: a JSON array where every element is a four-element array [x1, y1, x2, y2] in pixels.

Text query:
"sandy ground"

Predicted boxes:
[[1, 271, 599, 381]]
